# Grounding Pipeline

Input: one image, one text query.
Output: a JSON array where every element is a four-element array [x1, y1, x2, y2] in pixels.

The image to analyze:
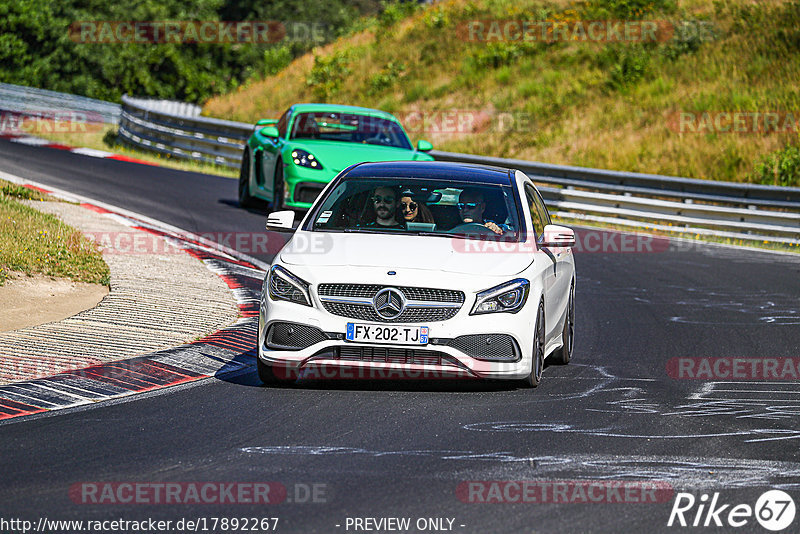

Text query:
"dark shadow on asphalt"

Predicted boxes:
[[214, 355, 553, 393], [268, 377, 522, 393]]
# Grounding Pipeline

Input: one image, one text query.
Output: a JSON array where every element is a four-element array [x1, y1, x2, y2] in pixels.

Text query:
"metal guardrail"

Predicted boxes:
[[117, 95, 800, 245], [123, 95, 202, 118], [119, 94, 250, 168], [0, 83, 121, 125]]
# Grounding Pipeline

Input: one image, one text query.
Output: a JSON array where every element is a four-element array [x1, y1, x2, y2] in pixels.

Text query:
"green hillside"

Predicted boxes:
[[204, 0, 800, 185]]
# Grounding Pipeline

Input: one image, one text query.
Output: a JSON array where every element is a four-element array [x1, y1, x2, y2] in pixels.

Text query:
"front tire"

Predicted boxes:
[[550, 282, 574, 365], [522, 300, 545, 388], [238, 148, 255, 208]]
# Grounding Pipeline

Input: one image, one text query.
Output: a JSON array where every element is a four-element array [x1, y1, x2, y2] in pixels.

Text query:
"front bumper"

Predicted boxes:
[[258, 289, 535, 381], [284, 166, 334, 209]]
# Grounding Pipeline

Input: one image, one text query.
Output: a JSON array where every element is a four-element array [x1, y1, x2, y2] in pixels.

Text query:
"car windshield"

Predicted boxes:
[[305, 177, 523, 241], [290, 112, 412, 150]]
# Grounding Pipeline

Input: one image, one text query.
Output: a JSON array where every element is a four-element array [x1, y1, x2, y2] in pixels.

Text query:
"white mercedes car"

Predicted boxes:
[[257, 161, 576, 387]]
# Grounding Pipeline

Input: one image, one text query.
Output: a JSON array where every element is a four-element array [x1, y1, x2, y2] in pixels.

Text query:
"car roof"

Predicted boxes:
[[290, 103, 399, 122], [342, 161, 516, 186]]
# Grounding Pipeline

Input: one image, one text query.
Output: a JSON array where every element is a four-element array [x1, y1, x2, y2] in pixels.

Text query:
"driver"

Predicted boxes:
[[365, 186, 405, 229], [457, 189, 504, 235]]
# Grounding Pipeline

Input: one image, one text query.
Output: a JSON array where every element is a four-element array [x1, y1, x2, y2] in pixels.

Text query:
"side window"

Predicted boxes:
[[276, 109, 290, 138], [524, 185, 545, 241], [532, 189, 551, 228]]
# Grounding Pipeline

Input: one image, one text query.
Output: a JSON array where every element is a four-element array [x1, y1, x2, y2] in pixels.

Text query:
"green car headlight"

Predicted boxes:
[[268, 265, 312, 307], [291, 149, 323, 170]]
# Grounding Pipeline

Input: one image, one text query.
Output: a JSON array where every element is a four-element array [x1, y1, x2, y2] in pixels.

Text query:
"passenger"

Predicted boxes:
[[457, 189, 504, 235], [399, 190, 435, 224], [365, 186, 404, 229]]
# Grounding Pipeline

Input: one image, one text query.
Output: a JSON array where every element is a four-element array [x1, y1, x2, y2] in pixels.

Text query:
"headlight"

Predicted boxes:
[[268, 265, 312, 307], [290, 149, 323, 169], [471, 279, 530, 315]]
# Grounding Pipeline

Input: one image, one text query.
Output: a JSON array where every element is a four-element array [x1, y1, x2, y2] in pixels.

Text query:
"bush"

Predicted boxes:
[[367, 61, 406, 95], [662, 19, 717, 60], [750, 145, 800, 187], [468, 42, 527, 69], [607, 46, 650, 89], [306, 51, 351, 101], [263, 46, 293, 77], [378, 1, 421, 31]]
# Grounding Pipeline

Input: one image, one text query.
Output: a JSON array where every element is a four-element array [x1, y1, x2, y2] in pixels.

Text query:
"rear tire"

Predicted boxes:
[[257, 357, 297, 386], [550, 282, 574, 365], [522, 301, 545, 388], [238, 149, 255, 208]]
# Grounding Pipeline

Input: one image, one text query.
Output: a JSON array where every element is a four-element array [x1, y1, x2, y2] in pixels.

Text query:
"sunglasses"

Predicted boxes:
[[457, 202, 481, 210], [372, 195, 395, 204], [400, 201, 418, 211]]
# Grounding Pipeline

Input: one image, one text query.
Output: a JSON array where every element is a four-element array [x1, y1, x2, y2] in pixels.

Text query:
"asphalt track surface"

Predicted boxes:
[[1, 137, 800, 533]]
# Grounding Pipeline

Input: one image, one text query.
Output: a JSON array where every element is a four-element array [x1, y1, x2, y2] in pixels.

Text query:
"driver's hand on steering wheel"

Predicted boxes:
[[484, 222, 503, 235]]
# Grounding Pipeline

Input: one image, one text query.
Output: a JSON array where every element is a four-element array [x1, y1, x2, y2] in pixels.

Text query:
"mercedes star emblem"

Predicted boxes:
[[373, 288, 405, 319]]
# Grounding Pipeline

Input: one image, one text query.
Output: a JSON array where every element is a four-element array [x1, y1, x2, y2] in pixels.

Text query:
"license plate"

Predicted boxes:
[[346, 323, 429, 345]]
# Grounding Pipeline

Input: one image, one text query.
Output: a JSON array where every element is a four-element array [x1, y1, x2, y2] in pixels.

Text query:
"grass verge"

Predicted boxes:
[[0, 181, 110, 286]]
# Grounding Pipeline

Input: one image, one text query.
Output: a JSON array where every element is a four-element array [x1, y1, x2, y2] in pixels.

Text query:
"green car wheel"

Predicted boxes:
[[238, 148, 255, 208]]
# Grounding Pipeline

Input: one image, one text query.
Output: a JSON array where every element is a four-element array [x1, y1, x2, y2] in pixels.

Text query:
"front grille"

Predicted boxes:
[[266, 322, 327, 350], [317, 284, 465, 323], [445, 334, 520, 361], [315, 346, 461, 367], [321, 302, 459, 323], [318, 284, 464, 303]]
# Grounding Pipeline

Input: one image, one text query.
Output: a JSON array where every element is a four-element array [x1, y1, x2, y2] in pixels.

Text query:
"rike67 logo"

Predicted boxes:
[[668, 490, 796, 531]]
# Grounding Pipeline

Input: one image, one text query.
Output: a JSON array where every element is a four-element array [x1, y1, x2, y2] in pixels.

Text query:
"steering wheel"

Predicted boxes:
[[449, 222, 498, 236], [364, 134, 391, 146]]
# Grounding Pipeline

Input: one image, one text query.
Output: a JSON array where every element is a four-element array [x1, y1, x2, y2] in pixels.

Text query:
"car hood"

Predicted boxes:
[[280, 232, 533, 276], [285, 141, 432, 173]]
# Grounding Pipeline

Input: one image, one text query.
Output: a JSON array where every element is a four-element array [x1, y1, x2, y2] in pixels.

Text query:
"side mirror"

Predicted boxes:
[[266, 211, 295, 232], [416, 139, 433, 152], [259, 126, 279, 138], [540, 224, 576, 248], [256, 119, 278, 126]]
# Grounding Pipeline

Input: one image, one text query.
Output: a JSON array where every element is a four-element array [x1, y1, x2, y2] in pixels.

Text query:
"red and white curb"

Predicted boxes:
[[0, 174, 268, 422]]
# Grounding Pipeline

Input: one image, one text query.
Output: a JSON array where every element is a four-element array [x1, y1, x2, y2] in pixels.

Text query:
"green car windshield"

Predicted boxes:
[[305, 177, 523, 241], [290, 112, 412, 150]]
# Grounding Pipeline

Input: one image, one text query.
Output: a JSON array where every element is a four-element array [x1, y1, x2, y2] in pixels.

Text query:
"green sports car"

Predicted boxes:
[[238, 103, 435, 210]]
